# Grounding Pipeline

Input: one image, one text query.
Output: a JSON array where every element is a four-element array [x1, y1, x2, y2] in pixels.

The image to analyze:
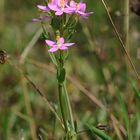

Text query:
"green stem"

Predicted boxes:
[[58, 83, 68, 132], [57, 51, 76, 139]]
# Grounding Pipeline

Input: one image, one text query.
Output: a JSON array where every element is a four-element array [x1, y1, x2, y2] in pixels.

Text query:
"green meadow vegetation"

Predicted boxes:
[[0, 0, 140, 139]]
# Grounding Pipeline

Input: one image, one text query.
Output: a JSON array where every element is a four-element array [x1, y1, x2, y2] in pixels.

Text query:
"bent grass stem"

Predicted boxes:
[[100, 0, 140, 81], [63, 82, 75, 130]]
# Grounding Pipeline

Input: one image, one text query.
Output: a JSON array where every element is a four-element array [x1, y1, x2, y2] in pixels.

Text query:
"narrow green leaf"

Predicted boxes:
[[87, 125, 112, 140], [131, 81, 140, 100], [117, 91, 132, 140], [49, 52, 58, 66]]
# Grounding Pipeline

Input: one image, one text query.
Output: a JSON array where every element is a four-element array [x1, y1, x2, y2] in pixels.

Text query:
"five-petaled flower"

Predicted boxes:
[[45, 36, 75, 52], [48, 0, 70, 15], [66, 1, 93, 17]]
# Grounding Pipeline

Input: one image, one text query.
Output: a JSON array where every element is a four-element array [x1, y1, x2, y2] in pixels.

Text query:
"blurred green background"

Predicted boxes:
[[0, 0, 140, 139]]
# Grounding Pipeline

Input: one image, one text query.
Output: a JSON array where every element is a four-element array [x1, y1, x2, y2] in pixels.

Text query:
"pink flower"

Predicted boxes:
[[66, 1, 93, 17], [45, 36, 75, 52], [48, 0, 71, 15]]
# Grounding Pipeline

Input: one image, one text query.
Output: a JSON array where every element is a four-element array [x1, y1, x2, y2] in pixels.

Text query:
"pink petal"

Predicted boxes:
[[77, 11, 86, 15], [51, 0, 58, 5], [64, 43, 75, 47], [59, 46, 68, 50], [55, 10, 63, 15], [59, 37, 65, 44], [77, 11, 93, 17], [78, 3, 86, 12], [64, 8, 74, 13], [48, 3, 58, 11], [37, 5, 50, 12], [45, 40, 56, 46], [70, 1, 76, 8], [64, 0, 68, 4], [48, 47, 58, 52]]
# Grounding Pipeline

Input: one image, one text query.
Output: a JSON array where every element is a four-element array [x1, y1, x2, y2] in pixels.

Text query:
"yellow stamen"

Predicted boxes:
[[56, 35, 60, 41], [56, 36, 61, 48], [60, 0, 65, 7], [75, 2, 79, 9]]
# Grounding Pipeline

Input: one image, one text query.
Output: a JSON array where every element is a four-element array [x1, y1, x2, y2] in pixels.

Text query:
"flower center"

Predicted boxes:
[[56, 35, 60, 41], [56, 36, 61, 48], [75, 2, 79, 9], [60, 0, 65, 8]]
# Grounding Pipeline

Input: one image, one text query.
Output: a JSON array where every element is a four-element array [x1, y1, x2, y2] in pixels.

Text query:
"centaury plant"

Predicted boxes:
[[33, 0, 92, 139]]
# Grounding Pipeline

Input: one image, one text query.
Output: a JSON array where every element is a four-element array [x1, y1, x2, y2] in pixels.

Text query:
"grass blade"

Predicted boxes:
[[117, 91, 132, 140], [86, 125, 112, 140]]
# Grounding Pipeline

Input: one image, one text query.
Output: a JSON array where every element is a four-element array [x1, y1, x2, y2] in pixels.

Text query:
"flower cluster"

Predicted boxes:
[[37, 0, 92, 17], [33, 0, 93, 52]]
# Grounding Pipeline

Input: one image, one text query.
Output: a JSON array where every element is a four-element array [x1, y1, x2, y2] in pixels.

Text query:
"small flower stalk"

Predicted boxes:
[[33, 0, 92, 139]]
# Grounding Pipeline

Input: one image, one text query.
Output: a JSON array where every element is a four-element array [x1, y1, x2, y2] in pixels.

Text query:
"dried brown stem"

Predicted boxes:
[[100, 0, 140, 81], [20, 28, 42, 64], [7, 60, 64, 130], [20, 74, 37, 140]]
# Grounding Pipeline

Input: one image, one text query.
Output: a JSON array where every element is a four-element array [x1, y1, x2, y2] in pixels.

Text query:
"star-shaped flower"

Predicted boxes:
[[45, 36, 75, 52], [48, 0, 71, 15], [67, 1, 93, 17]]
